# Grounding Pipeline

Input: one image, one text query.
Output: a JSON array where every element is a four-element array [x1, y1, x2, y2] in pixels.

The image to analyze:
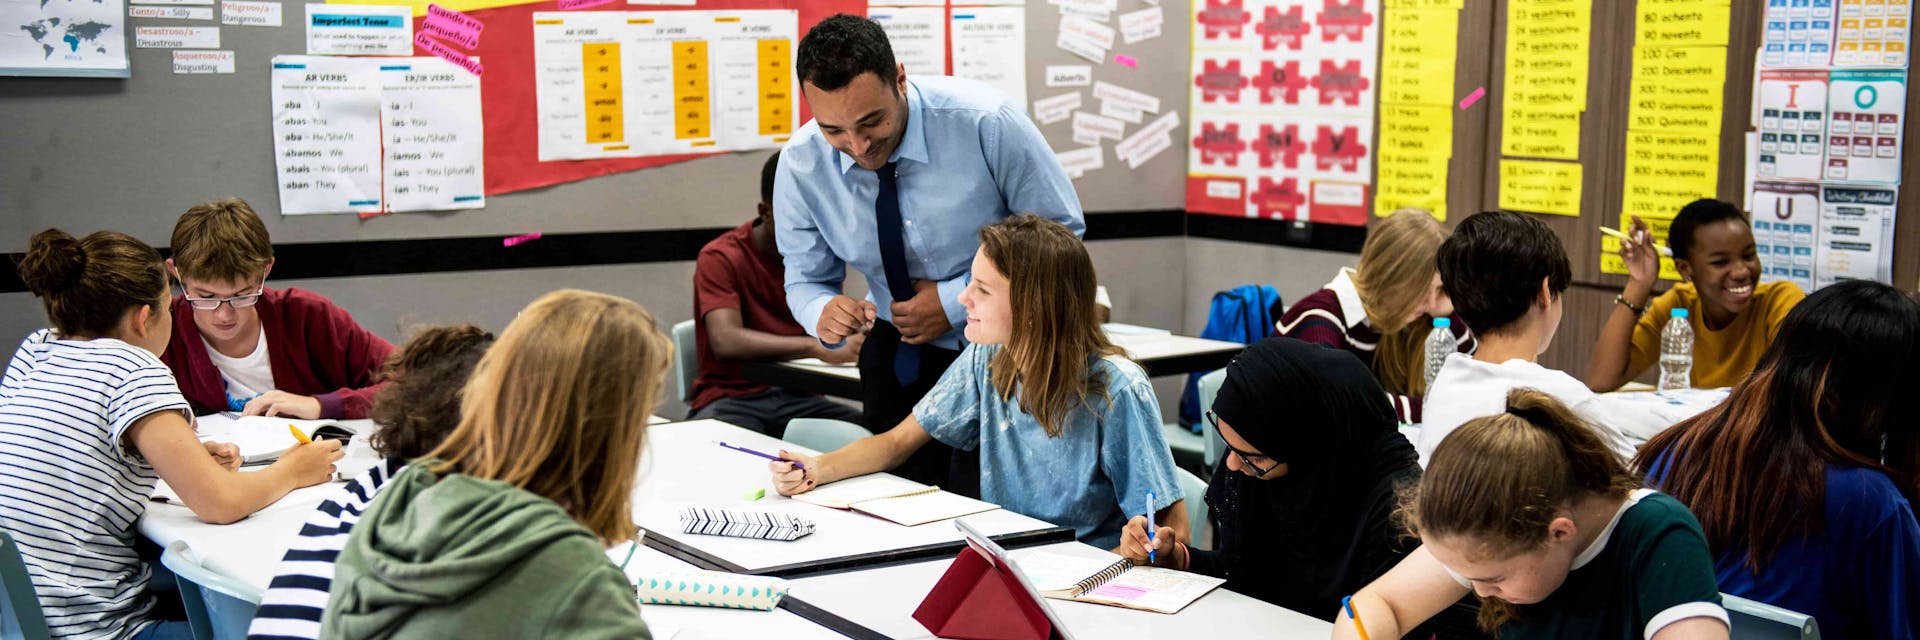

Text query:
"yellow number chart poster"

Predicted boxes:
[[1610, 0, 1729, 278]]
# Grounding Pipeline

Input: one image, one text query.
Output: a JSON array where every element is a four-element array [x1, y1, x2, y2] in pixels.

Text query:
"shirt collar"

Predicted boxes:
[[1327, 268, 1369, 329], [1571, 488, 1655, 570], [836, 78, 930, 174]]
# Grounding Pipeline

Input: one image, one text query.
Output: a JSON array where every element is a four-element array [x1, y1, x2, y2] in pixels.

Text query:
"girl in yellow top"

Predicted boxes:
[[1585, 199, 1804, 392]]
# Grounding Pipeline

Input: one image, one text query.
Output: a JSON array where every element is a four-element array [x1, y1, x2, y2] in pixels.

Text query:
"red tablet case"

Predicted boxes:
[[912, 546, 1059, 640]]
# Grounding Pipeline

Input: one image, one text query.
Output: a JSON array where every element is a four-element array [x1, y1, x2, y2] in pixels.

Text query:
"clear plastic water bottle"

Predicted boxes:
[[1658, 308, 1694, 391], [1423, 317, 1454, 390]]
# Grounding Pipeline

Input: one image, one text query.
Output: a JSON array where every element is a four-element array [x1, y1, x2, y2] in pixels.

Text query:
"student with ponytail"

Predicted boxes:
[[1638, 280, 1920, 638], [1334, 389, 1728, 640], [1, 229, 341, 640]]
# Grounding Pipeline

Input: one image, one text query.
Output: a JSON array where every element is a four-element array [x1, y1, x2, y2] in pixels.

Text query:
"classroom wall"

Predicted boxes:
[[1181, 239, 1358, 336]]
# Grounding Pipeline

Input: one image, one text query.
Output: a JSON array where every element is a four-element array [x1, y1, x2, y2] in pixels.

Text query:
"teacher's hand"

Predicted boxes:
[[817, 295, 877, 345], [890, 280, 952, 345]]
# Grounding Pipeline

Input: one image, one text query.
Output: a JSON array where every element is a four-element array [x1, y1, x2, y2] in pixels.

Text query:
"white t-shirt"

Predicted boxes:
[[204, 328, 274, 401], [1417, 353, 1641, 467]]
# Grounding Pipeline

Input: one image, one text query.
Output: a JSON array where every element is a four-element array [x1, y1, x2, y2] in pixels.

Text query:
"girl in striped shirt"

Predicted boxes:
[[1, 229, 340, 640]]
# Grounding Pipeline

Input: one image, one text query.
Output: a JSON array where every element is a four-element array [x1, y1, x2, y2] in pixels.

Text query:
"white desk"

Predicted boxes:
[[742, 329, 1245, 400], [634, 420, 1072, 576], [787, 541, 1334, 640]]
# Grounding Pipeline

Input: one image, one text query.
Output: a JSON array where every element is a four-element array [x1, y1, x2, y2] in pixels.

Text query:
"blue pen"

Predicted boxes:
[[1146, 491, 1157, 563], [716, 441, 805, 470]]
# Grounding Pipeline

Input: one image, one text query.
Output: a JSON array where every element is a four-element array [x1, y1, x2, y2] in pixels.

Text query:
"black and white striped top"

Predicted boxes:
[[244, 457, 405, 640], [0, 329, 191, 640]]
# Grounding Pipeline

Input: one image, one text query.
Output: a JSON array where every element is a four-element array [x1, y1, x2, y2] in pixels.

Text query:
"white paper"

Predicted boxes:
[[1076, 566, 1225, 614], [1100, 100, 1143, 123], [1816, 185, 1898, 288], [852, 490, 1000, 527], [171, 48, 232, 73], [1044, 64, 1090, 87], [1116, 110, 1179, 160], [2, 0, 130, 76], [1093, 80, 1159, 113], [1118, 6, 1161, 43], [1059, 15, 1113, 50], [305, 3, 410, 55], [1755, 70, 1828, 181], [791, 473, 934, 509], [1016, 550, 1125, 593], [1072, 130, 1101, 146], [868, 6, 944, 76], [1823, 70, 1906, 184], [1038, 107, 1072, 125], [950, 7, 1025, 106], [132, 5, 212, 19], [271, 55, 384, 214], [1750, 181, 1819, 291], [131, 0, 210, 5], [1055, 0, 1114, 17], [134, 25, 218, 47], [1056, 4, 1107, 21], [1032, 90, 1081, 116], [1055, 145, 1103, 174], [1125, 133, 1170, 168], [1073, 110, 1126, 140], [532, 10, 800, 161], [1055, 29, 1105, 63], [220, 0, 280, 26], [380, 57, 486, 212]]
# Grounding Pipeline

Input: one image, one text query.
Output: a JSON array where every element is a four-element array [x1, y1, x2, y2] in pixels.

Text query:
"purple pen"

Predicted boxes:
[[717, 441, 805, 469]]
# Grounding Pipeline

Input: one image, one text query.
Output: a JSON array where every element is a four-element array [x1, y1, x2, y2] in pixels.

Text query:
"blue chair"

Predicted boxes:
[[159, 542, 260, 640], [1197, 369, 1228, 470], [1175, 469, 1211, 550], [1722, 593, 1820, 640], [783, 418, 871, 454], [670, 320, 697, 405], [1, 530, 52, 640]]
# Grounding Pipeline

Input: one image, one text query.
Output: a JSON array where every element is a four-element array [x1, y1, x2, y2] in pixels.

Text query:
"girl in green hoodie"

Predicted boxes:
[[323, 289, 672, 640]]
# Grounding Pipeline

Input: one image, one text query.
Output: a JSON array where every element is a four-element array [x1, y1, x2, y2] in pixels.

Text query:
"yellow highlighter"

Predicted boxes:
[[1598, 226, 1675, 257], [288, 424, 311, 445]]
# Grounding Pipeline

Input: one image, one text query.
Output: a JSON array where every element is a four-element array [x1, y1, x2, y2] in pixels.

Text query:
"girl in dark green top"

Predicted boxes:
[[1334, 389, 1730, 640]]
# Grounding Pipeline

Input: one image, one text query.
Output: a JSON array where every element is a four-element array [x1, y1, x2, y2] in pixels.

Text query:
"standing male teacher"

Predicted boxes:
[[775, 14, 1084, 487]]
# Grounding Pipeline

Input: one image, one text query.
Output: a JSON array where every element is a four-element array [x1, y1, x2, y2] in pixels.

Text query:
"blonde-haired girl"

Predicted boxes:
[[324, 289, 670, 639], [769, 214, 1186, 552], [1333, 389, 1727, 640], [1275, 208, 1469, 423]]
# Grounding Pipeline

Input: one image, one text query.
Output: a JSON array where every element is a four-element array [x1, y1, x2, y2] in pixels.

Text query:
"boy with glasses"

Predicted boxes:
[[161, 198, 393, 419]]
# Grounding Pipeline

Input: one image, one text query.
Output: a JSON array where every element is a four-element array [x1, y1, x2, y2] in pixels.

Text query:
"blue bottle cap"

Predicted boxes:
[[1672, 308, 1689, 318], [1433, 317, 1450, 328]]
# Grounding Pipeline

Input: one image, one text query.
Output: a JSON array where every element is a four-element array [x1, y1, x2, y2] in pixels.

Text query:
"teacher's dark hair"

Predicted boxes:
[[795, 14, 898, 92]]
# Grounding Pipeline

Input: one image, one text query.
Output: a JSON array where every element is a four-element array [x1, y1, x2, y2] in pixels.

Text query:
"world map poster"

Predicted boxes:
[[1, 0, 129, 77]]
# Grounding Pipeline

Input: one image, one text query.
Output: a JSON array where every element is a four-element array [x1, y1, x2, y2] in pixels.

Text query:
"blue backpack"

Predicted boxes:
[[1180, 284, 1282, 431]]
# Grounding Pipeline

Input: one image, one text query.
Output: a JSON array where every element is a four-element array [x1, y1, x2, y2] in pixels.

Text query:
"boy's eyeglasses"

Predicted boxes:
[[1205, 410, 1280, 476], [181, 288, 264, 310]]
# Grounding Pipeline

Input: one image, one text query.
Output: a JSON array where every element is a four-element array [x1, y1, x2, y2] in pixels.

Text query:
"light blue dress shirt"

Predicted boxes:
[[773, 75, 1084, 350], [916, 344, 1184, 550]]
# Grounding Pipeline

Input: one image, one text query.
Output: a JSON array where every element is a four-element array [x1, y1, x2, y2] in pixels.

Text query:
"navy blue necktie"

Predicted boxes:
[[875, 162, 921, 386]]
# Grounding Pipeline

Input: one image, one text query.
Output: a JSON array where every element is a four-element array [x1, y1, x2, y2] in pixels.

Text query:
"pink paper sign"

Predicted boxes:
[[1115, 54, 1139, 68], [415, 31, 483, 76], [422, 4, 483, 49], [502, 232, 542, 247], [1458, 86, 1485, 109]]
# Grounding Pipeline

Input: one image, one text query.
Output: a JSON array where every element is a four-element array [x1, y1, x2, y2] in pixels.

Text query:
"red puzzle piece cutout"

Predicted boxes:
[[1251, 177, 1308, 219], [1251, 60, 1308, 105], [1310, 60, 1370, 106], [1195, 59, 1249, 103], [1254, 5, 1311, 51], [1316, 0, 1373, 43], [1193, 122, 1246, 167], [1312, 125, 1368, 173], [1250, 123, 1307, 169], [1196, 0, 1253, 40]]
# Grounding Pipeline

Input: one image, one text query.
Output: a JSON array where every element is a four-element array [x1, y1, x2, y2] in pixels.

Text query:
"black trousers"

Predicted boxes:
[[858, 321, 978, 498]]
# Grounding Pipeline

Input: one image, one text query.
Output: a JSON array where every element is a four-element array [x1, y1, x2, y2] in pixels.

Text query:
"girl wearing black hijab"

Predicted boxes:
[[1121, 337, 1483, 636]]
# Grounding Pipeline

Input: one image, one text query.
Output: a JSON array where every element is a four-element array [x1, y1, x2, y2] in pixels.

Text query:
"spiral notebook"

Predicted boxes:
[[1016, 550, 1225, 614], [678, 507, 815, 541], [792, 474, 1000, 526]]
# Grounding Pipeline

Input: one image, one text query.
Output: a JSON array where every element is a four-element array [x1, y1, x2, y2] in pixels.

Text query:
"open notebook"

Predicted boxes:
[[1017, 550, 1225, 614], [222, 416, 362, 464], [792, 474, 999, 526]]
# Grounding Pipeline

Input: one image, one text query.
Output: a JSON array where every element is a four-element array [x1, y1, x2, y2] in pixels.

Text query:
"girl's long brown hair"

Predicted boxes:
[[1406, 388, 1640, 632], [1353, 208, 1448, 399], [978, 214, 1122, 437], [423, 290, 671, 545], [1635, 280, 1920, 572]]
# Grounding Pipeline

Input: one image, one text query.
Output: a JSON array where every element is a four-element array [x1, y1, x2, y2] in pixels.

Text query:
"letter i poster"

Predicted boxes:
[[1185, 0, 1379, 225]]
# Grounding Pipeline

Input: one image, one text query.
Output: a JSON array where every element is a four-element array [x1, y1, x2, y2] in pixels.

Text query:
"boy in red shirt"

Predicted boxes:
[[690, 154, 863, 436], [162, 198, 393, 419]]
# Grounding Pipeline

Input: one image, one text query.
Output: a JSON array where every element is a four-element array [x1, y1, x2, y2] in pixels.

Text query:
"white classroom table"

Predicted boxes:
[[621, 544, 848, 640], [741, 327, 1246, 400], [633, 419, 1072, 576], [786, 541, 1334, 640]]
